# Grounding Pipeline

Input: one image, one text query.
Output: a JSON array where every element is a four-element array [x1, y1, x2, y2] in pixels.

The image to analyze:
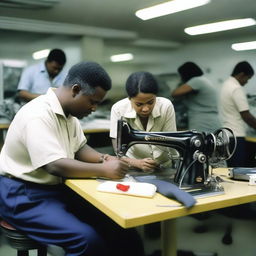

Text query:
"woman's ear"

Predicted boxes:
[[71, 84, 81, 97]]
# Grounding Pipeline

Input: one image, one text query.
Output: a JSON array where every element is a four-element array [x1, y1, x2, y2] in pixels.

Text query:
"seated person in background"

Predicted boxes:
[[17, 48, 67, 102], [0, 61, 145, 256], [110, 71, 177, 172], [171, 61, 221, 133]]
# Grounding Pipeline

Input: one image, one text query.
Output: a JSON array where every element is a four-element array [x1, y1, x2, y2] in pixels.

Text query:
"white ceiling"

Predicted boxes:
[[0, 0, 256, 60]]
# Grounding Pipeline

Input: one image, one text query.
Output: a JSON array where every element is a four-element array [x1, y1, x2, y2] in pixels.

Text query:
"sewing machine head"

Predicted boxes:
[[117, 120, 236, 190]]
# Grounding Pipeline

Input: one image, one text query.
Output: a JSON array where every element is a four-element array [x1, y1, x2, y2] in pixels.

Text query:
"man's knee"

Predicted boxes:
[[64, 224, 106, 256]]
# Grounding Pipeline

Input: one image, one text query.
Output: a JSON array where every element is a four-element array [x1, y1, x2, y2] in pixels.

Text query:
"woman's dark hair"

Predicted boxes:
[[125, 71, 158, 98], [231, 61, 254, 76], [63, 61, 111, 95], [178, 62, 204, 83]]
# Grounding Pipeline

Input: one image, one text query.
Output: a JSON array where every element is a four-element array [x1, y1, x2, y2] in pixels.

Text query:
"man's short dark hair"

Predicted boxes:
[[178, 62, 203, 83], [231, 61, 254, 76], [125, 71, 158, 98], [63, 61, 112, 95], [47, 49, 66, 65]]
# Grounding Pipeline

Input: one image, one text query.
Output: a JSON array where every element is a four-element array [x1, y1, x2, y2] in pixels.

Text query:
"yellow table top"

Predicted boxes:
[[65, 168, 256, 228], [83, 128, 109, 134], [245, 136, 256, 143], [0, 123, 10, 129]]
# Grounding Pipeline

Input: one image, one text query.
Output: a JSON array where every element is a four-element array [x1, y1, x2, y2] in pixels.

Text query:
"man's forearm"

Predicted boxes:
[[241, 111, 256, 129]]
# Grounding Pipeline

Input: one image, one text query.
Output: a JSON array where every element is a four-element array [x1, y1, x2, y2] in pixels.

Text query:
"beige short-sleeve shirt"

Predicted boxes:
[[219, 76, 249, 137], [0, 88, 86, 184], [110, 97, 177, 165]]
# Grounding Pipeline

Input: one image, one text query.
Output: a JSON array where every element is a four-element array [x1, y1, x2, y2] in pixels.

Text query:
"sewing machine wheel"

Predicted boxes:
[[209, 128, 236, 164]]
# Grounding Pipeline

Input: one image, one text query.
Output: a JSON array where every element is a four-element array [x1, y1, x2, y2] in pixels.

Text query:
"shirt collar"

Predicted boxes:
[[229, 76, 241, 87], [122, 97, 161, 119], [39, 61, 47, 73], [46, 88, 67, 118]]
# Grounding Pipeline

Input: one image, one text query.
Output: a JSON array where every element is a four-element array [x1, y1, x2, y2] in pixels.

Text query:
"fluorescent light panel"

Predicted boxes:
[[135, 0, 210, 20], [185, 18, 256, 35], [110, 53, 134, 62], [32, 49, 50, 60], [232, 41, 256, 51]]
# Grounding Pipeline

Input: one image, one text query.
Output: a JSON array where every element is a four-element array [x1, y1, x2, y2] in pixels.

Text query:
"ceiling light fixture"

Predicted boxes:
[[231, 41, 256, 51], [135, 0, 210, 20], [184, 18, 256, 35], [32, 49, 50, 60], [110, 53, 134, 62]]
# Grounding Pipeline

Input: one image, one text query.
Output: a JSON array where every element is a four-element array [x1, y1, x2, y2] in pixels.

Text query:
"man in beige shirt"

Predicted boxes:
[[0, 62, 145, 256]]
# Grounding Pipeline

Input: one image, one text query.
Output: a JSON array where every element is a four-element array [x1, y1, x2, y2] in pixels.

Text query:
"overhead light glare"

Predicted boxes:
[[32, 49, 50, 60], [185, 18, 256, 35], [135, 0, 210, 20], [231, 41, 256, 51], [110, 53, 134, 62]]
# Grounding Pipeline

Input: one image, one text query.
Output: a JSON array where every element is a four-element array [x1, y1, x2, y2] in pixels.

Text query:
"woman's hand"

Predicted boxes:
[[139, 158, 158, 172], [103, 154, 118, 161], [132, 158, 158, 172]]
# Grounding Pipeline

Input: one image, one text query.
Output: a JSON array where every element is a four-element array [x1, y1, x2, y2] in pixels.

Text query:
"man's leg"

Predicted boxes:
[[226, 137, 246, 167], [0, 176, 107, 256]]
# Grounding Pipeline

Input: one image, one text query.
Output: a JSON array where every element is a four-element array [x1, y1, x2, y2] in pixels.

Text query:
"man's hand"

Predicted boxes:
[[102, 159, 128, 179]]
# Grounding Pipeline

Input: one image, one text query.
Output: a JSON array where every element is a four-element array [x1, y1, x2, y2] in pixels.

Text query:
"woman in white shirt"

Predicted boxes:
[[110, 71, 177, 172]]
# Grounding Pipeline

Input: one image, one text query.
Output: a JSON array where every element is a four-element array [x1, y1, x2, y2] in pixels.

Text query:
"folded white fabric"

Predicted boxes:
[[97, 181, 157, 198]]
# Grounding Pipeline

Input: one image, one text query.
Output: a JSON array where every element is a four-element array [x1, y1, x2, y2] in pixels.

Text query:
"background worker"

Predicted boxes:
[[219, 61, 255, 167], [17, 48, 67, 102], [0, 61, 145, 256], [172, 61, 221, 133]]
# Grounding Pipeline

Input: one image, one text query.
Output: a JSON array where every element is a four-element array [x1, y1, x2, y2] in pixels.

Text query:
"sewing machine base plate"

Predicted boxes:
[[128, 168, 224, 199], [185, 187, 225, 198]]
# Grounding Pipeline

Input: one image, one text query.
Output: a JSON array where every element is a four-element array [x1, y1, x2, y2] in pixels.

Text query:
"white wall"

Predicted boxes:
[[1, 34, 255, 97], [101, 36, 256, 96], [148, 37, 256, 94]]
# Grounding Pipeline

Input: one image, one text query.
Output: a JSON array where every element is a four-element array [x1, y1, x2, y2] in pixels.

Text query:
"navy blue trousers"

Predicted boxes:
[[0, 176, 145, 256], [226, 137, 246, 167]]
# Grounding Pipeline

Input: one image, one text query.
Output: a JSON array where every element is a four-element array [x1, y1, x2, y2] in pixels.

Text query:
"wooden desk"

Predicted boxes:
[[0, 123, 10, 142], [0, 123, 109, 141], [0, 123, 108, 134], [83, 128, 109, 134], [245, 136, 256, 143], [0, 124, 9, 130], [65, 168, 256, 256]]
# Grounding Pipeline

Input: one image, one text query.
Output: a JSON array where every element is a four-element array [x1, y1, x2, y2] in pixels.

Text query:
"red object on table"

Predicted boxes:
[[116, 183, 130, 192]]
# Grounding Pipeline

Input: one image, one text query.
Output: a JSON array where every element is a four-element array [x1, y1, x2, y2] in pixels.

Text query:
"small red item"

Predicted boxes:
[[116, 183, 130, 192]]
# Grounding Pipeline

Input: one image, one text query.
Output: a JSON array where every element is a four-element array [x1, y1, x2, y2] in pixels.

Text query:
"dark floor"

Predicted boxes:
[[1, 212, 256, 256], [143, 212, 256, 256]]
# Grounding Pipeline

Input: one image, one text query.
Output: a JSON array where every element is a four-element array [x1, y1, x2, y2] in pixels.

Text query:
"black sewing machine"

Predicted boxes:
[[117, 120, 236, 196]]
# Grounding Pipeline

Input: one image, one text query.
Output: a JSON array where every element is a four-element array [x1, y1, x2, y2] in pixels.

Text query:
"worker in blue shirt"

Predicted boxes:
[[17, 48, 67, 102]]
